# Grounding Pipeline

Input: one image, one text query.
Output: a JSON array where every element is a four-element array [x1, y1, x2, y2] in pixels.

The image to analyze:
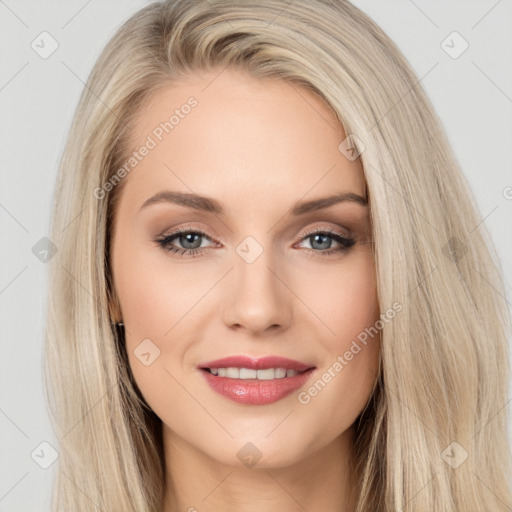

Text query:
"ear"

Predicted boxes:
[[107, 286, 123, 324]]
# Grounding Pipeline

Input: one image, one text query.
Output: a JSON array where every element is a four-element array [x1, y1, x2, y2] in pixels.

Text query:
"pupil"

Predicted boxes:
[[181, 233, 201, 249], [311, 234, 331, 250]]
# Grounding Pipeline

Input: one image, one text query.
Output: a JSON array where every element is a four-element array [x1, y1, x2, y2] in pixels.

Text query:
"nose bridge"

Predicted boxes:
[[222, 235, 291, 333]]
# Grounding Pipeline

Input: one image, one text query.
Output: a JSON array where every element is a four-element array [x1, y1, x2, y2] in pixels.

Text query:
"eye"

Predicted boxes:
[[294, 227, 355, 256], [154, 227, 215, 258], [153, 226, 356, 258]]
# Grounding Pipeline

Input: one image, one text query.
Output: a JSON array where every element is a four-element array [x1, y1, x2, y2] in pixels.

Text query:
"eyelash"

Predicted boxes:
[[154, 226, 355, 259]]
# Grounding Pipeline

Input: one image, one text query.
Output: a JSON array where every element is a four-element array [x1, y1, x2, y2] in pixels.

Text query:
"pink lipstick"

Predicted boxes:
[[197, 355, 317, 405]]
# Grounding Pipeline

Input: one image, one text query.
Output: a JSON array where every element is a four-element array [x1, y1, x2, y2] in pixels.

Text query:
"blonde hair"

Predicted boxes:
[[44, 0, 512, 510]]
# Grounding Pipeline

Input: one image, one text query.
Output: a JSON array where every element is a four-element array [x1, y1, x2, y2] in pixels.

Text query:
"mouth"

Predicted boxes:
[[200, 367, 312, 379], [197, 355, 317, 405], [198, 354, 315, 373]]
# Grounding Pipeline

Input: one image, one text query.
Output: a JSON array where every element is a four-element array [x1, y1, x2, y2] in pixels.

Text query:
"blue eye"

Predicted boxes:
[[155, 228, 213, 258], [154, 227, 355, 258], [297, 229, 355, 254]]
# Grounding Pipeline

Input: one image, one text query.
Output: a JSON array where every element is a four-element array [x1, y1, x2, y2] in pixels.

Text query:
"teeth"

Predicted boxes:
[[226, 367, 239, 378], [239, 368, 257, 379], [275, 368, 286, 378], [257, 368, 275, 380], [207, 367, 301, 379]]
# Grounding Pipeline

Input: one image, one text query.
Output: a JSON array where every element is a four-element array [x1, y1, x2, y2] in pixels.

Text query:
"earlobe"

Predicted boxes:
[[107, 288, 123, 325]]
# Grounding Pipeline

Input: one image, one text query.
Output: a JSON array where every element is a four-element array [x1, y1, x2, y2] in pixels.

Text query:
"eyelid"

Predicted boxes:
[[298, 224, 352, 240], [158, 222, 352, 244], [158, 223, 220, 242], [156, 223, 356, 256]]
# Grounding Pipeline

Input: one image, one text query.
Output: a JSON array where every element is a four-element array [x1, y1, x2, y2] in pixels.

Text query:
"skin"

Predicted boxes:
[[110, 68, 381, 512]]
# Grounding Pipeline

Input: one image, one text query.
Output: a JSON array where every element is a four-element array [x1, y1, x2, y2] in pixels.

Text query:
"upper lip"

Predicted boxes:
[[198, 355, 315, 372]]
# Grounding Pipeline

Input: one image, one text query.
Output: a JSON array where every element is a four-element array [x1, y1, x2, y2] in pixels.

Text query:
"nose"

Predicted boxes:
[[221, 248, 292, 336]]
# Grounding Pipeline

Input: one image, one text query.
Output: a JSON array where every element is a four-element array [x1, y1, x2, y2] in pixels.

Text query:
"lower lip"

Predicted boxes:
[[199, 368, 316, 405]]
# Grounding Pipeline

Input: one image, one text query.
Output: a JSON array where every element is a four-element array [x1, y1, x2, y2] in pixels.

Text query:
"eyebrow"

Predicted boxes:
[[139, 190, 368, 216]]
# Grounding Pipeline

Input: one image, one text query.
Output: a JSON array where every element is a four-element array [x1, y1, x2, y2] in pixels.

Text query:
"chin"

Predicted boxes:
[[206, 434, 312, 470]]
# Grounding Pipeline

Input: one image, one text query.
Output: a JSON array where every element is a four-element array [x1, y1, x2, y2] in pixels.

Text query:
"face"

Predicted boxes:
[[110, 68, 380, 469]]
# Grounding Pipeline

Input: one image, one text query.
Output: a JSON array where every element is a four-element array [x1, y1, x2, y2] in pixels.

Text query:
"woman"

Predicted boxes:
[[44, 0, 512, 510]]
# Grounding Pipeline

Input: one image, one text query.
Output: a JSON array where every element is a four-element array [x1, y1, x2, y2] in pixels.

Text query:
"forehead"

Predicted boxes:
[[119, 69, 366, 215]]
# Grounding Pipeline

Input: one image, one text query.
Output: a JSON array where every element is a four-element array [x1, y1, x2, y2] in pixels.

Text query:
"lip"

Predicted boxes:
[[197, 355, 317, 405], [198, 355, 314, 372]]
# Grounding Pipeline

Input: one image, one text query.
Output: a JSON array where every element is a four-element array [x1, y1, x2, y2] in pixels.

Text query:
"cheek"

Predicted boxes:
[[293, 249, 379, 342], [292, 250, 380, 418], [113, 234, 210, 338], [114, 242, 201, 415], [113, 234, 223, 401]]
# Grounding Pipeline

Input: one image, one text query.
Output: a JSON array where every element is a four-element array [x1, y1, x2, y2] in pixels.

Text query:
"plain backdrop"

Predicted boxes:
[[1, 1, 511, 510]]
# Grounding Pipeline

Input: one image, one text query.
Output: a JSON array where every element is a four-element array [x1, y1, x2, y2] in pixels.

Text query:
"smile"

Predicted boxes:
[[197, 355, 317, 405], [204, 367, 303, 379]]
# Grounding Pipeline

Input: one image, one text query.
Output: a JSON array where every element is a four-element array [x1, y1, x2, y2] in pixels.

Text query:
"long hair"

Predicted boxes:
[[43, 1, 512, 510]]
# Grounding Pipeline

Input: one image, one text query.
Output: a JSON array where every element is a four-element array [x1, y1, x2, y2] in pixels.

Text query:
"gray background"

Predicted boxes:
[[1, 1, 511, 510]]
